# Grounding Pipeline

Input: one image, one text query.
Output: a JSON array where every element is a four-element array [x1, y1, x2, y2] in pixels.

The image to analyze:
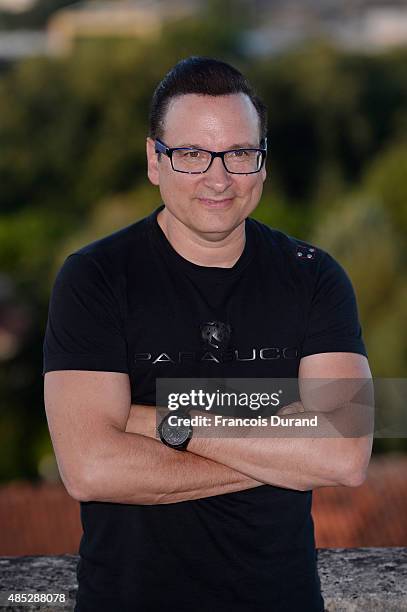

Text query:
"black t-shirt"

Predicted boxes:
[[43, 205, 367, 612]]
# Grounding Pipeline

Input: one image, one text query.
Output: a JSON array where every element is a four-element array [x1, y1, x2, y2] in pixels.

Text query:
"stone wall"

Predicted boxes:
[[1, 548, 407, 611]]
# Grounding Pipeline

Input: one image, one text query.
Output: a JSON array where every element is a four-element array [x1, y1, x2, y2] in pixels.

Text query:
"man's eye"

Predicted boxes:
[[184, 150, 201, 158], [232, 150, 249, 158]]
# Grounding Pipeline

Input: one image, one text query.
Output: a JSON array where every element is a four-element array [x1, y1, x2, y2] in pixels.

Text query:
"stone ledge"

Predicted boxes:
[[318, 547, 407, 611], [0, 548, 406, 611]]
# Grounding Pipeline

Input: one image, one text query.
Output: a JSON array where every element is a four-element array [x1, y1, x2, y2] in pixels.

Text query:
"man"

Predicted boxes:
[[43, 57, 372, 611]]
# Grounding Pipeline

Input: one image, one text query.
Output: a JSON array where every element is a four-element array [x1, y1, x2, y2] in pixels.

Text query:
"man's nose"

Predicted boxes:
[[202, 156, 233, 191]]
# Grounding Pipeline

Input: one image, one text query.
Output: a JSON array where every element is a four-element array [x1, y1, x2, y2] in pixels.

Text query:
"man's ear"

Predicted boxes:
[[146, 137, 159, 186]]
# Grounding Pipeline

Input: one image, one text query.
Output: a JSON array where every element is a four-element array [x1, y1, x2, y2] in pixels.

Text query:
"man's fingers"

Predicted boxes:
[[276, 401, 305, 415]]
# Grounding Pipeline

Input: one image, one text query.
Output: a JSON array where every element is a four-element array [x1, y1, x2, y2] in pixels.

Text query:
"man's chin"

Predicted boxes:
[[189, 211, 245, 240]]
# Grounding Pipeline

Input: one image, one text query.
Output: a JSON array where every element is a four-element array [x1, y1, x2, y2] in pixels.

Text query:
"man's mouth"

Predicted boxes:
[[197, 197, 234, 207]]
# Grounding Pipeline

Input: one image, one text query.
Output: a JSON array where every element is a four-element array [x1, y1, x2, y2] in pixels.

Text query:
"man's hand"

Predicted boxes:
[[276, 401, 305, 416]]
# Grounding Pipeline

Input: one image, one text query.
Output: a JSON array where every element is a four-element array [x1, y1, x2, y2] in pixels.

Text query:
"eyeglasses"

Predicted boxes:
[[154, 138, 267, 175]]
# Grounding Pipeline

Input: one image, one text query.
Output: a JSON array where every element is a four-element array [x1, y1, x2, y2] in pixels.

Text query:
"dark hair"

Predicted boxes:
[[149, 56, 267, 144]]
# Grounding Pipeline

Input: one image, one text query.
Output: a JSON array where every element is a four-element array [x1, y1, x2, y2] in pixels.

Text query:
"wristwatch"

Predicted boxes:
[[158, 409, 193, 451]]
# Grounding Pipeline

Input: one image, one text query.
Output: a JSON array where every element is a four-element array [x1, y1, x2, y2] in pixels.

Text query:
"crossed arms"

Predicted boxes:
[[44, 352, 373, 505]]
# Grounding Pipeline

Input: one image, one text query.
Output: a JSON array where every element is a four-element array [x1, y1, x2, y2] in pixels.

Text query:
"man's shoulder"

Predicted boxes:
[[248, 217, 324, 266], [74, 213, 151, 263], [54, 211, 155, 288], [249, 218, 357, 304]]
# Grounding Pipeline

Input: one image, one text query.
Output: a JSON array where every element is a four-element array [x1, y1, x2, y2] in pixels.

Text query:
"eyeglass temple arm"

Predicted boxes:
[[154, 140, 168, 154]]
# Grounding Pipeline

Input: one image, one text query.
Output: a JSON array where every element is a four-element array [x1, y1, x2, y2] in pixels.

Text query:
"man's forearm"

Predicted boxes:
[[129, 404, 372, 492], [189, 422, 370, 491], [188, 402, 373, 490], [79, 425, 262, 505]]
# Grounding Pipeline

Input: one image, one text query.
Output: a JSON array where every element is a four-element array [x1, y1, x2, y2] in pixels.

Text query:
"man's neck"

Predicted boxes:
[[157, 208, 246, 268]]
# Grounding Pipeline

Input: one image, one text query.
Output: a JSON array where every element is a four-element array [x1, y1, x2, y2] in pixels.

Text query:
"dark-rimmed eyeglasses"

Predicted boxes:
[[154, 138, 267, 175]]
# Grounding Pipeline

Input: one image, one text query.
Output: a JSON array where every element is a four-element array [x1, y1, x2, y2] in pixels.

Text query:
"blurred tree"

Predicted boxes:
[[312, 195, 405, 372], [311, 188, 407, 453], [250, 44, 407, 205], [363, 143, 407, 237]]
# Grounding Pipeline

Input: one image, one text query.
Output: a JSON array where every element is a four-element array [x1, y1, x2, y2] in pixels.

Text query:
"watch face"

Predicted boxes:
[[161, 415, 191, 446]]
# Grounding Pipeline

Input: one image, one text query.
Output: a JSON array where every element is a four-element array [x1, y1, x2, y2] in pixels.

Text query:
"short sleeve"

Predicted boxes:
[[300, 252, 368, 358], [43, 253, 128, 375]]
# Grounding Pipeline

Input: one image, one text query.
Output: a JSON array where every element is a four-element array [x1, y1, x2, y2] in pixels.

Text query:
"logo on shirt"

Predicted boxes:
[[200, 321, 232, 350], [133, 320, 299, 365]]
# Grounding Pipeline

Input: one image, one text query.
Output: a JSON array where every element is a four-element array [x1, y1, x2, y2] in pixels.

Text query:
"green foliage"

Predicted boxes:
[[311, 196, 406, 376], [249, 44, 407, 202], [363, 144, 407, 236]]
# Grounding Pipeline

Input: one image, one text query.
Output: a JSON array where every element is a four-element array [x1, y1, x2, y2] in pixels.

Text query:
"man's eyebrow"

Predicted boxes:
[[174, 142, 260, 150]]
